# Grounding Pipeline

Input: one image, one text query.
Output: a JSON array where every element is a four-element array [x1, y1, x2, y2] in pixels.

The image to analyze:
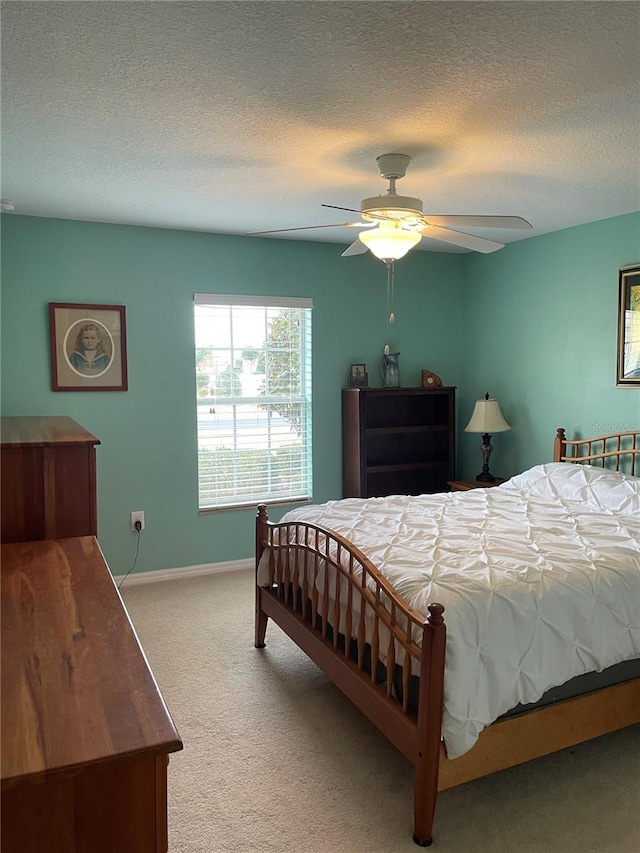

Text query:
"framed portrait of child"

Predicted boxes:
[[49, 302, 128, 391]]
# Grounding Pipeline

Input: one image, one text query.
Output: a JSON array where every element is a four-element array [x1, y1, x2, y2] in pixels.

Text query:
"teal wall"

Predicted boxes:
[[2, 212, 638, 573], [1, 215, 464, 574], [457, 212, 640, 478]]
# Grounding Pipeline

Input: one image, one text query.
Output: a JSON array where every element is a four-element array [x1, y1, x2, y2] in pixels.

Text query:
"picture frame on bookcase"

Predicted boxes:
[[616, 263, 640, 387], [349, 363, 368, 387], [49, 302, 128, 392]]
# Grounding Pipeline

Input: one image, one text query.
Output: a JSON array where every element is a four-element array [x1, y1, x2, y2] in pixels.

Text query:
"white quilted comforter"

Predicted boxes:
[[267, 463, 640, 758]]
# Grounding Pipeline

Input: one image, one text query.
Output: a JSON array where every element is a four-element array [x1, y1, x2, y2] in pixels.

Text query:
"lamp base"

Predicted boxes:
[[476, 432, 496, 482]]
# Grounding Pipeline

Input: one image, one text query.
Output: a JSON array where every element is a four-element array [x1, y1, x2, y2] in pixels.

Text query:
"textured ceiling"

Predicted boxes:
[[2, 1, 639, 253]]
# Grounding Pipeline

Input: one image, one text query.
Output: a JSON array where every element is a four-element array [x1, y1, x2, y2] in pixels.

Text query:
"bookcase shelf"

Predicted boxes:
[[342, 386, 456, 498]]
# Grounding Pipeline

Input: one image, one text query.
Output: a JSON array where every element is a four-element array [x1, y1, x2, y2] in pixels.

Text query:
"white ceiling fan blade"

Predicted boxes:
[[425, 215, 532, 229], [322, 203, 396, 224], [321, 203, 362, 214], [342, 239, 369, 257], [421, 224, 504, 253], [247, 221, 364, 236]]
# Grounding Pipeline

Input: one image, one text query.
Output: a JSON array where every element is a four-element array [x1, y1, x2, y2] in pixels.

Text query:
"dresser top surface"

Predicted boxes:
[[1, 416, 100, 447], [1, 536, 182, 788]]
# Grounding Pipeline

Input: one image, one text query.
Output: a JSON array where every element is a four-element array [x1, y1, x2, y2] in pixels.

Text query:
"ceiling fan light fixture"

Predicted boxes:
[[248, 154, 531, 256], [358, 222, 422, 261]]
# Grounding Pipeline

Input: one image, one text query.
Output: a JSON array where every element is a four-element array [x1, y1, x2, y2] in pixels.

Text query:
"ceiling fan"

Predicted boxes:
[[249, 153, 532, 261]]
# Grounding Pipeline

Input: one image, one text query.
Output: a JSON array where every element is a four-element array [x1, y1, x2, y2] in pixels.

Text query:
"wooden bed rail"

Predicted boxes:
[[554, 427, 640, 474]]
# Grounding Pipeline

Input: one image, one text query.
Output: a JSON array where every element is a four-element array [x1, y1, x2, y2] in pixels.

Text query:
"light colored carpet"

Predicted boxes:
[[121, 569, 640, 853]]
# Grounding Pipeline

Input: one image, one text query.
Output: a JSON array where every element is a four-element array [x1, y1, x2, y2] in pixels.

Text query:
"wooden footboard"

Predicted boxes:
[[255, 504, 446, 847]]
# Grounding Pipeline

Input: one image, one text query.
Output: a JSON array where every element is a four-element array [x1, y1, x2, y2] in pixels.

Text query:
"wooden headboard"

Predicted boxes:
[[554, 427, 640, 475]]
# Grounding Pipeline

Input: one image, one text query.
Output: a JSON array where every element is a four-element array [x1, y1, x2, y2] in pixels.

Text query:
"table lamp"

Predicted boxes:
[[464, 392, 511, 482]]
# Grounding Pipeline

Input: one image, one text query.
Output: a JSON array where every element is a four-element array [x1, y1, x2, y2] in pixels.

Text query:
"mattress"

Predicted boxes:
[[258, 463, 640, 758]]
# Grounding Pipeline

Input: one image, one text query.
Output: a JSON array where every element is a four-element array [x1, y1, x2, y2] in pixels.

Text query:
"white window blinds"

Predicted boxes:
[[194, 294, 313, 510]]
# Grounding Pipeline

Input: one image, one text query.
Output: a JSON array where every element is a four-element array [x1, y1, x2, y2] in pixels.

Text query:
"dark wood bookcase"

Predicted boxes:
[[342, 386, 456, 498]]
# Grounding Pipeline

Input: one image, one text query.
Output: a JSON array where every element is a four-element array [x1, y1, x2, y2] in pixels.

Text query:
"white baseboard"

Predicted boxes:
[[113, 557, 253, 586]]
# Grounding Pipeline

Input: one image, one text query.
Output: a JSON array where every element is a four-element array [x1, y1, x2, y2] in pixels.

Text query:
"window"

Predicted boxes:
[[194, 294, 313, 510]]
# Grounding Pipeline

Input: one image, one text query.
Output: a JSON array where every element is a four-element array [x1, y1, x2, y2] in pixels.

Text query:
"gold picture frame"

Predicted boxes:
[[49, 302, 128, 392], [616, 263, 640, 387]]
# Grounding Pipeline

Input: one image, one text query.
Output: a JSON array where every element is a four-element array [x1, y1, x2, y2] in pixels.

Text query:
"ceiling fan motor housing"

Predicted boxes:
[[361, 194, 424, 223], [362, 154, 424, 224]]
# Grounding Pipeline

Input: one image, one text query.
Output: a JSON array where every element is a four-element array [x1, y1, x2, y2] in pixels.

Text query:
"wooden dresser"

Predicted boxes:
[[1, 415, 100, 543], [1, 536, 183, 853]]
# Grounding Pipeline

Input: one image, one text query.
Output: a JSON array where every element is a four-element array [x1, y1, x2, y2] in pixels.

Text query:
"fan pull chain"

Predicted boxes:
[[385, 260, 395, 355]]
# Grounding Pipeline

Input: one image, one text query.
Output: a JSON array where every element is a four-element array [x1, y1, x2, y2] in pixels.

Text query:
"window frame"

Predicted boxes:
[[194, 293, 313, 511]]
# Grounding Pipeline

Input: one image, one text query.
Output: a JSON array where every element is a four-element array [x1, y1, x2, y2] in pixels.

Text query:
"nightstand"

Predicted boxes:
[[447, 478, 506, 492]]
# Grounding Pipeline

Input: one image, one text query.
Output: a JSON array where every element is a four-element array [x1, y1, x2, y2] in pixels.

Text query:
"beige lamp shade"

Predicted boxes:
[[464, 396, 511, 433]]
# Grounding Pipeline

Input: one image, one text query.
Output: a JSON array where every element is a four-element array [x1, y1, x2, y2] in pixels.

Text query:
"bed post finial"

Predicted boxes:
[[427, 602, 445, 626], [256, 504, 269, 565], [554, 428, 567, 462]]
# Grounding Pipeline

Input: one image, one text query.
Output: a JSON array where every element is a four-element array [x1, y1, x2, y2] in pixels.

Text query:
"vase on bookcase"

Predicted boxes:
[[380, 351, 401, 387]]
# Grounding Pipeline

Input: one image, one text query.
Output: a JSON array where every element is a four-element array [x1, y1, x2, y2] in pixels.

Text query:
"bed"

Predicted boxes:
[[254, 427, 640, 846]]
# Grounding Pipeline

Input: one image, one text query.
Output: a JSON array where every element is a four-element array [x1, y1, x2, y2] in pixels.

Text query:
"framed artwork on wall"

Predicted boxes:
[[49, 302, 128, 391], [616, 263, 640, 388]]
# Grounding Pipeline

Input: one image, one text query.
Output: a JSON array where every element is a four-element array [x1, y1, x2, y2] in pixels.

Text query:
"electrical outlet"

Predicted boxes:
[[130, 511, 145, 531]]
